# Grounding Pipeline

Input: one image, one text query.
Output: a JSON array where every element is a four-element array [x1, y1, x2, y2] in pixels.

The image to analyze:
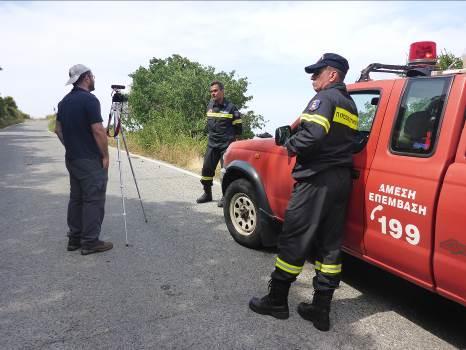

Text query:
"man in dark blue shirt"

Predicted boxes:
[[55, 64, 113, 255]]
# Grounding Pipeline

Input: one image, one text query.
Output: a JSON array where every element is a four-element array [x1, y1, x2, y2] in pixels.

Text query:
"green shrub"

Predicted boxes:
[[0, 96, 29, 128], [131, 114, 207, 169], [119, 55, 268, 174], [46, 114, 57, 132], [128, 54, 266, 139]]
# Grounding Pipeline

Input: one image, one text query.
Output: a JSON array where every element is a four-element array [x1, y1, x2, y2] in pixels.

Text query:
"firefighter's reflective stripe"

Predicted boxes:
[[232, 119, 242, 125], [300, 113, 330, 133], [333, 107, 358, 130], [201, 176, 214, 181], [315, 261, 342, 274], [275, 257, 304, 275], [206, 112, 233, 119]]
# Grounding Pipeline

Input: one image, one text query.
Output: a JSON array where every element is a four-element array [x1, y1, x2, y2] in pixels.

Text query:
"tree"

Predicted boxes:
[[358, 101, 376, 132], [128, 55, 265, 139], [437, 49, 463, 70], [0, 96, 30, 128]]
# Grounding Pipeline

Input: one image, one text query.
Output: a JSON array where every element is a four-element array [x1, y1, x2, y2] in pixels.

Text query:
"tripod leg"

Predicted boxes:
[[120, 129, 149, 223], [116, 135, 130, 245]]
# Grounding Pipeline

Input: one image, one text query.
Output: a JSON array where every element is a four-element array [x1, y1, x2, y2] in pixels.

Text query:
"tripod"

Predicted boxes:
[[106, 85, 148, 246]]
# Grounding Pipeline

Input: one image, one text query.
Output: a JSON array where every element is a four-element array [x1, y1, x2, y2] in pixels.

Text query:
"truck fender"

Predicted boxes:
[[222, 160, 281, 246]]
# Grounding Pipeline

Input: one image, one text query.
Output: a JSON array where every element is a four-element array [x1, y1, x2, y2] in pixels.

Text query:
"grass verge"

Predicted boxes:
[[47, 114, 56, 132], [0, 116, 25, 129], [47, 116, 216, 178], [108, 131, 212, 177]]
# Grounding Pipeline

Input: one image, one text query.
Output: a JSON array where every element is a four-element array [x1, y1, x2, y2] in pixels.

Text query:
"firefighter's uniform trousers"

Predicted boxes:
[[272, 166, 352, 292], [272, 81, 358, 292], [200, 145, 228, 188]]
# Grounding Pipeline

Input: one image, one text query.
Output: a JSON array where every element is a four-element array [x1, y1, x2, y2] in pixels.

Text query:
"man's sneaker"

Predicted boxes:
[[67, 239, 81, 251], [217, 197, 224, 208], [81, 240, 113, 255]]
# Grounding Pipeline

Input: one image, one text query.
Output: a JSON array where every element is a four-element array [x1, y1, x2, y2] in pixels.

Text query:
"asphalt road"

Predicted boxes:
[[1, 120, 465, 350]]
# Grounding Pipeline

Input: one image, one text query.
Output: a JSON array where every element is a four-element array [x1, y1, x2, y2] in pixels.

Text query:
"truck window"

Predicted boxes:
[[391, 77, 452, 156], [350, 91, 380, 153]]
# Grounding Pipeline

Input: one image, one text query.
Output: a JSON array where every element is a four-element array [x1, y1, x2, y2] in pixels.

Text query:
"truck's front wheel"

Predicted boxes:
[[224, 179, 262, 249]]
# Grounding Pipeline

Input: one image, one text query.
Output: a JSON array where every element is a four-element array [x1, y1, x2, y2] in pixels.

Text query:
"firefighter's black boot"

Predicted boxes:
[[297, 290, 334, 331], [196, 186, 212, 203], [249, 279, 290, 319]]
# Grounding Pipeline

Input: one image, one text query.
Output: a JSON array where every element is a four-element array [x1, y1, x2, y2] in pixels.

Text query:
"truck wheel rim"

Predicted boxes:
[[229, 192, 256, 236]]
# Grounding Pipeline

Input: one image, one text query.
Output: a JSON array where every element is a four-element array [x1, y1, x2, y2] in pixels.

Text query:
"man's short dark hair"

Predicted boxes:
[[210, 80, 224, 91], [332, 67, 346, 81], [73, 71, 91, 87]]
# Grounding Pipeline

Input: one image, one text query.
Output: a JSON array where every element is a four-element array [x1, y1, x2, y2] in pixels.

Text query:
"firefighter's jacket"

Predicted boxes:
[[285, 82, 358, 180], [206, 99, 242, 148]]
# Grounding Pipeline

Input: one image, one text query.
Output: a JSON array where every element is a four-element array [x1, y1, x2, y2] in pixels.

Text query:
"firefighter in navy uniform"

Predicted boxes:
[[197, 81, 242, 206], [249, 53, 358, 331]]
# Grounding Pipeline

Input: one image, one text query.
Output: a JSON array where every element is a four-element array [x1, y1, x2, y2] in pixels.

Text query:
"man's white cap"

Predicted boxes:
[[66, 64, 91, 85]]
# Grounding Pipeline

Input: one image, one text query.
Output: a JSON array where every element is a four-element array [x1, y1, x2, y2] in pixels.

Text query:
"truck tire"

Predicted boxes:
[[224, 178, 263, 249]]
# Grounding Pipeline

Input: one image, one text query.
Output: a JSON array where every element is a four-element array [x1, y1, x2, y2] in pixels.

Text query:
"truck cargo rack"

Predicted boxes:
[[357, 63, 434, 82]]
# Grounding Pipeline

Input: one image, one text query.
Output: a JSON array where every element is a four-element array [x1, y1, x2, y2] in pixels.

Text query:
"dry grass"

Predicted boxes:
[[49, 119, 214, 177], [108, 133, 217, 177], [47, 114, 56, 132]]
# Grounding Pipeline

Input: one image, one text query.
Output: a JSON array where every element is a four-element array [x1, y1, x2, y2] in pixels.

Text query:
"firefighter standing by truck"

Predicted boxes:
[[249, 53, 359, 331], [197, 81, 242, 206]]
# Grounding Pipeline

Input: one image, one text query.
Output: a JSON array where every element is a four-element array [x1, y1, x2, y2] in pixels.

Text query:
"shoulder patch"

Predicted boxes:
[[309, 99, 320, 111]]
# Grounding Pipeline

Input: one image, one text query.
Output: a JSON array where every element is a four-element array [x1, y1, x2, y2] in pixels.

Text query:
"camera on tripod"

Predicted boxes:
[[106, 84, 148, 245], [111, 84, 128, 103]]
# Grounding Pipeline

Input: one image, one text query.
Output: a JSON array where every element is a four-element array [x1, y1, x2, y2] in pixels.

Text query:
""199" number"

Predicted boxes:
[[377, 216, 420, 245]]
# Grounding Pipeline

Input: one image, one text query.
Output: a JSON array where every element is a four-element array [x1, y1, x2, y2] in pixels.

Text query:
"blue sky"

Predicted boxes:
[[0, 1, 465, 132]]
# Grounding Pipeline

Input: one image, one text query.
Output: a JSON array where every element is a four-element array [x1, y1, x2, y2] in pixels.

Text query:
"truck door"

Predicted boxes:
[[343, 81, 396, 256], [433, 74, 466, 306], [364, 76, 454, 290]]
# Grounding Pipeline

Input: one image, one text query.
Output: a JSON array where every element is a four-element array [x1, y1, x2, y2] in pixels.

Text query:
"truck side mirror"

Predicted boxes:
[[275, 125, 291, 146], [353, 130, 369, 153]]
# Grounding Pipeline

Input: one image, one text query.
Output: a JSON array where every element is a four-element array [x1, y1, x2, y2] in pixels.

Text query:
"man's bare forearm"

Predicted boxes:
[[91, 123, 109, 169], [94, 129, 109, 159]]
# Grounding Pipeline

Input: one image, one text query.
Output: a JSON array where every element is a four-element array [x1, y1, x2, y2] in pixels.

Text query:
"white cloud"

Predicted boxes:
[[0, 1, 465, 131]]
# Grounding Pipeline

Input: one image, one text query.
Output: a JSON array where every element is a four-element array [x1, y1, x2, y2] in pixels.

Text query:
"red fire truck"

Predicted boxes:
[[221, 42, 466, 306]]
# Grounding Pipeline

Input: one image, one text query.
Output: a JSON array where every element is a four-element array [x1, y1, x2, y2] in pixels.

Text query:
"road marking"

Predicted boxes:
[[126, 152, 221, 186]]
